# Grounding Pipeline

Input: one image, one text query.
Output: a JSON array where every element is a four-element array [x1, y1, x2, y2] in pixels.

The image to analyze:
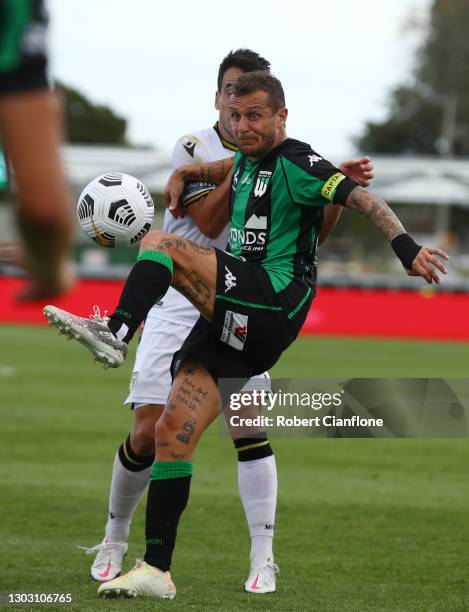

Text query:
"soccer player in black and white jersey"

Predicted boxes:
[[50, 58, 374, 598]]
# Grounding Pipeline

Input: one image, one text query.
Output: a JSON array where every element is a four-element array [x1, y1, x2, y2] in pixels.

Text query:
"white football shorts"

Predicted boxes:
[[125, 316, 271, 408]]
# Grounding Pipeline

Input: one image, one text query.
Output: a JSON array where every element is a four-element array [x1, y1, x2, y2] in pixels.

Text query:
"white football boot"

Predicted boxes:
[[97, 560, 176, 599], [78, 540, 128, 582], [244, 563, 279, 593], [43, 305, 127, 368]]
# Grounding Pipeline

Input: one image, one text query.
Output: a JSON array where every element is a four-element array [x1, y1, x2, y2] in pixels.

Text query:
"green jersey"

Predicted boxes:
[[229, 138, 357, 297]]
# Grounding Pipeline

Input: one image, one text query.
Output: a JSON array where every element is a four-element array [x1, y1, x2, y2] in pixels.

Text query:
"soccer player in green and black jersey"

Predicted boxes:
[[44, 71, 449, 599]]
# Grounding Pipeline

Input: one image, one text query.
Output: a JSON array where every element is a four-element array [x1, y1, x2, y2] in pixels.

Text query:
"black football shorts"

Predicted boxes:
[[0, 0, 49, 95], [171, 249, 313, 385]]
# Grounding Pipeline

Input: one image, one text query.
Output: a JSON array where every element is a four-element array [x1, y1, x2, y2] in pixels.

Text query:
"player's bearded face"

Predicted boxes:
[[230, 91, 286, 159]]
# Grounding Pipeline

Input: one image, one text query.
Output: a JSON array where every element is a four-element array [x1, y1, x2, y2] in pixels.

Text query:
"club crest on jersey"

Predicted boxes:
[[254, 170, 272, 197]]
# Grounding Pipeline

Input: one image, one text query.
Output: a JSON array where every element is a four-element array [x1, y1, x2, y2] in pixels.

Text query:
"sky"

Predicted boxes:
[[48, 0, 433, 159]]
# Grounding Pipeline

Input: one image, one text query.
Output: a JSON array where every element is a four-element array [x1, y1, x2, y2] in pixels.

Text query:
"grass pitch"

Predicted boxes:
[[1, 325, 469, 611]]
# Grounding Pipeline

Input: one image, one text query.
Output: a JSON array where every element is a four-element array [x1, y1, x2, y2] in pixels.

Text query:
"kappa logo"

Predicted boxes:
[[254, 170, 272, 197], [308, 154, 322, 166], [233, 168, 240, 188], [183, 140, 196, 157], [224, 266, 237, 293]]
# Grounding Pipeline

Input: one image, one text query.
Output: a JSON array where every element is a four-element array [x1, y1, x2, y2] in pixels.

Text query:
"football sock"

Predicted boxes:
[[235, 437, 277, 567], [107, 250, 173, 343], [104, 436, 153, 543], [144, 461, 193, 572]]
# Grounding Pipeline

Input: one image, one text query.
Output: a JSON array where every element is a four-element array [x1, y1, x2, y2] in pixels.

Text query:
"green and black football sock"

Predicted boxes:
[[107, 250, 173, 343], [144, 461, 193, 572]]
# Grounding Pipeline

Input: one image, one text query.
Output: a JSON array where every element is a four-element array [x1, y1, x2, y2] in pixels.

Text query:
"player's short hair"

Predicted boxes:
[[232, 71, 285, 112], [217, 49, 270, 91]]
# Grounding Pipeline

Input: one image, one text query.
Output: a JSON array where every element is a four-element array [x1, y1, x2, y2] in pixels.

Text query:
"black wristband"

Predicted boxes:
[[391, 233, 422, 269]]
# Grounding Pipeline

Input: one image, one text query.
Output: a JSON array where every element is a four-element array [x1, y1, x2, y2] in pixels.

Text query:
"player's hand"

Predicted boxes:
[[339, 156, 374, 187], [163, 169, 185, 219], [407, 247, 450, 284]]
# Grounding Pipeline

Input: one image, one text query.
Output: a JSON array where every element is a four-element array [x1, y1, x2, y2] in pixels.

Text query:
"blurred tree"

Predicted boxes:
[[57, 82, 128, 145], [357, 0, 469, 156]]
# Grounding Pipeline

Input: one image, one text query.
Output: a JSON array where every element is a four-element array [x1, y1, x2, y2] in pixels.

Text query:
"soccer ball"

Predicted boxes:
[[77, 172, 154, 248]]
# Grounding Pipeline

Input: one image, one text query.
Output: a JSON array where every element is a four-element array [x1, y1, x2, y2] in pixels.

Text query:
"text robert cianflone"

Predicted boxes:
[[229, 415, 384, 428]]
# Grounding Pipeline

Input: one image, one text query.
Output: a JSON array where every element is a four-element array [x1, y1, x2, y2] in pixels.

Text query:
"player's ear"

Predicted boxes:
[[215, 90, 220, 111], [277, 107, 288, 128]]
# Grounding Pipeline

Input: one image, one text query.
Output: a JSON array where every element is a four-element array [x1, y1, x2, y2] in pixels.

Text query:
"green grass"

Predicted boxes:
[[1, 325, 469, 611]]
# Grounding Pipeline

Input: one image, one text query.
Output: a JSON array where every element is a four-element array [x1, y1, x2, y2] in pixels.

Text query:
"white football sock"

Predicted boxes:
[[104, 451, 151, 542], [237, 454, 277, 568]]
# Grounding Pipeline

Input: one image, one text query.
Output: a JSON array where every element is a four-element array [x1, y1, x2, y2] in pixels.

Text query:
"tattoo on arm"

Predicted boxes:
[[345, 187, 405, 241], [182, 158, 233, 185]]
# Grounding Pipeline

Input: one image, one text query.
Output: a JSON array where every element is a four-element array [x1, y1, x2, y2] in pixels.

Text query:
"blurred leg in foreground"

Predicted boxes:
[[0, 90, 74, 299], [0, 0, 74, 299]]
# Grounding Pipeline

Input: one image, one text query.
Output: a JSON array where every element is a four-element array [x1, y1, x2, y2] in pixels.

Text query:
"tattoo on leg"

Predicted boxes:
[[186, 239, 214, 255], [155, 238, 187, 252], [174, 271, 211, 306], [170, 452, 186, 461], [156, 441, 169, 448], [176, 416, 197, 444]]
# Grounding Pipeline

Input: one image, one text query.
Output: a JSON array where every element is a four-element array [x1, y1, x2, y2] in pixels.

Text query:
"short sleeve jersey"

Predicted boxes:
[[229, 137, 357, 294]]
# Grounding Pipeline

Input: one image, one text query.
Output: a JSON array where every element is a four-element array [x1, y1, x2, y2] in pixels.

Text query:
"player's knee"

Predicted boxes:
[[155, 411, 196, 454], [131, 404, 162, 455], [140, 229, 166, 251], [131, 420, 156, 456], [154, 412, 178, 447], [140, 230, 176, 254], [140, 230, 187, 267]]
